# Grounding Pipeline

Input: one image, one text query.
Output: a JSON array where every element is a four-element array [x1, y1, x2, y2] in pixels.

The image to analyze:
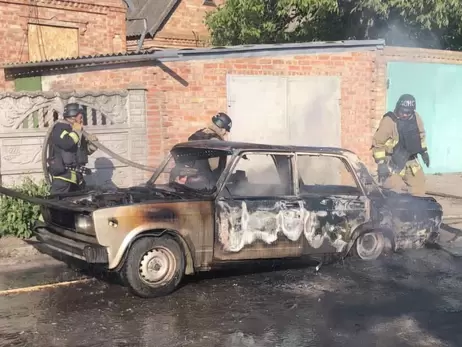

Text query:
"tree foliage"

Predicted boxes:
[[205, 0, 462, 50]]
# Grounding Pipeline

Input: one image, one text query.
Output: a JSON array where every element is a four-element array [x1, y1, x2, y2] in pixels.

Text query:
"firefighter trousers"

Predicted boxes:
[[50, 170, 85, 194], [382, 160, 426, 197]]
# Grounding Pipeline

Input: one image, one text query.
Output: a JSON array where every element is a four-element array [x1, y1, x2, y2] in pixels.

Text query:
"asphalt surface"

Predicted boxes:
[[1, 247, 462, 347]]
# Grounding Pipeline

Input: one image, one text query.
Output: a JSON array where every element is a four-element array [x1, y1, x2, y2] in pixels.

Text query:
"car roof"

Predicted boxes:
[[172, 140, 355, 155]]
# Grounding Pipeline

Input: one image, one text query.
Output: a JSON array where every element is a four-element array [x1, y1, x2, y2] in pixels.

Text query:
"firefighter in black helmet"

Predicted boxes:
[[371, 94, 430, 196], [188, 112, 232, 141], [48, 103, 98, 194], [186, 112, 232, 185]]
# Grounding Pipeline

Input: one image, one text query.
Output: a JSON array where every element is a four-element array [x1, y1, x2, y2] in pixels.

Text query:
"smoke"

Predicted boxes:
[[376, 18, 443, 50]]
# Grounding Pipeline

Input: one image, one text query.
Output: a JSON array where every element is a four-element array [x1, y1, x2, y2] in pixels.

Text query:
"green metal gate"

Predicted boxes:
[[387, 62, 462, 174]]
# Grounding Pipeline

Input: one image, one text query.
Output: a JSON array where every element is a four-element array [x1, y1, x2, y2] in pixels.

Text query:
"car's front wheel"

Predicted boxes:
[[355, 231, 385, 260], [121, 235, 185, 298]]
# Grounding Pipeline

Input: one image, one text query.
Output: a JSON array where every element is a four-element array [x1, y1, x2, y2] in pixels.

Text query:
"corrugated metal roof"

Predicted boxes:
[[2, 39, 385, 76], [126, 0, 179, 37], [3, 50, 157, 67]]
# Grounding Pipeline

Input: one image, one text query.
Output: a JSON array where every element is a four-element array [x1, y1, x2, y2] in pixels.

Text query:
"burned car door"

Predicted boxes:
[[213, 151, 307, 261], [295, 153, 369, 255]]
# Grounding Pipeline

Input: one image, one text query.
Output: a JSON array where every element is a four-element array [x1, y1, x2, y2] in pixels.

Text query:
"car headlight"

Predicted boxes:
[[75, 214, 95, 234]]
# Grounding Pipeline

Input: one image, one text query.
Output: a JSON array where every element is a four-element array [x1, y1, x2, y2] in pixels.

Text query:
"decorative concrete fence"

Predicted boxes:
[[0, 88, 148, 188]]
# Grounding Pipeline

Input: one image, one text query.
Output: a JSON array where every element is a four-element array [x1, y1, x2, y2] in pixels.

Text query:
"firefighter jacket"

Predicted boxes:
[[188, 123, 225, 141], [372, 111, 427, 175], [49, 122, 96, 182], [187, 123, 226, 178]]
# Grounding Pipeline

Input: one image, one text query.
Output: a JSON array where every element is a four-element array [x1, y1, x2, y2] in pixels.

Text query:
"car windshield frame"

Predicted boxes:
[[146, 146, 235, 195]]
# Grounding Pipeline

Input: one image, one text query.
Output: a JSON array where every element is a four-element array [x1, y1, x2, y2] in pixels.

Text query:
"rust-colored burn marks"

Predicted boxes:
[[145, 208, 176, 222], [92, 200, 214, 268]]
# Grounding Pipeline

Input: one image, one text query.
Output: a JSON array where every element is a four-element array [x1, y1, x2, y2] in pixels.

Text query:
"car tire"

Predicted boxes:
[[355, 231, 385, 260], [122, 235, 185, 298]]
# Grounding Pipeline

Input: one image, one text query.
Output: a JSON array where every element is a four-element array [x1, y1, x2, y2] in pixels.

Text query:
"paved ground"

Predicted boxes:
[[1, 248, 462, 347]]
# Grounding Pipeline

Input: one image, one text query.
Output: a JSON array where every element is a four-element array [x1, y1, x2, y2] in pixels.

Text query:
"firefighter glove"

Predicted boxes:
[[72, 122, 83, 132], [421, 151, 430, 167]]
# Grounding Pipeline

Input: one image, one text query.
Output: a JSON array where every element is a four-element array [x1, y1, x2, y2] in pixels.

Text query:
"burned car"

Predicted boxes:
[[31, 141, 443, 298]]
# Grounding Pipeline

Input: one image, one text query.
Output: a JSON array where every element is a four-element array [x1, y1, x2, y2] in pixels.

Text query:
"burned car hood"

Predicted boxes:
[[0, 184, 210, 213], [54, 184, 211, 210], [370, 189, 443, 222]]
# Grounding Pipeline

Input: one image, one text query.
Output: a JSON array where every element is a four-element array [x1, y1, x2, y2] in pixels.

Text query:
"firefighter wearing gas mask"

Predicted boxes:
[[371, 94, 430, 196], [48, 103, 98, 194]]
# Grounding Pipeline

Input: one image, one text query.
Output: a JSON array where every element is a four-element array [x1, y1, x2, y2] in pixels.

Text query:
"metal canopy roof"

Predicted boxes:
[[1, 39, 385, 77]]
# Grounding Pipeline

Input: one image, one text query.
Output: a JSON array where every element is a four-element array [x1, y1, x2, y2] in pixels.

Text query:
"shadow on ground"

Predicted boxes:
[[20, 240, 462, 346]]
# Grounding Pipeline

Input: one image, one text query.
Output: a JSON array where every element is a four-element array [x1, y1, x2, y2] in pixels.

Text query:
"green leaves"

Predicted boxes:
[[0, 177, 49, 239], [204, 0, 462, 50], [205, 0, 338, 45]]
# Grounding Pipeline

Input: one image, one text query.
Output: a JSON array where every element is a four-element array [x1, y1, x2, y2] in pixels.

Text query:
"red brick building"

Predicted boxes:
[[0, 0, 221, 68], [1, 41, 383, 169], [0, 0, 127, 65], [5, 41, 462, 175], [2, 1, 462, 177], [126, 0, 225, 51]]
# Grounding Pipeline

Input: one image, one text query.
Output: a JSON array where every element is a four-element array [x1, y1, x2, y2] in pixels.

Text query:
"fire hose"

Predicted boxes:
[[38, 121, 462, 207], [41, 120, 157, 186]]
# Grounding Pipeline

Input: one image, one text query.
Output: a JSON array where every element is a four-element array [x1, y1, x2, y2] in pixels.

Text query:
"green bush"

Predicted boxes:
[[0, 177, 49, 239]]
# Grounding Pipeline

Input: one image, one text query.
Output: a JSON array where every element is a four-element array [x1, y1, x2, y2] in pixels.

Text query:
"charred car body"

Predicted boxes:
[[30, 141, 442, 298]]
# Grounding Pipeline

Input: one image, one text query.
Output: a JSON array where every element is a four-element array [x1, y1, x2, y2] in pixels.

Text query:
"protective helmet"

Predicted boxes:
[[395, 94, 416, 114], [63, 103, 85, 118], [212, 112, 232, 132]]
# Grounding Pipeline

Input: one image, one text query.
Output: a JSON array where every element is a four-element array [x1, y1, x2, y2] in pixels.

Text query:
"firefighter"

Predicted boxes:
[[186, 112, 232, 184], [188, 112, 232, 141], [48, 103, 98, 194], [371, 94, 430, 196]]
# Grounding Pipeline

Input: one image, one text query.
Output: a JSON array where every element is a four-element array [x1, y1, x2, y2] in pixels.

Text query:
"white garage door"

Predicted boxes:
[[226, 74, 341, 147]]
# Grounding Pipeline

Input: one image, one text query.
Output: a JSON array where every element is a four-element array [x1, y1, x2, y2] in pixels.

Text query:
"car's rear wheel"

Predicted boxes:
[[121, 235, 185, 298], [355, 231, 385, 260]]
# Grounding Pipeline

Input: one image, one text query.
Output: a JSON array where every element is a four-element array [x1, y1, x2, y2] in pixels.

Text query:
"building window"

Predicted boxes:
[[28, 24, 79, 61], [14, 76, 42, 92]]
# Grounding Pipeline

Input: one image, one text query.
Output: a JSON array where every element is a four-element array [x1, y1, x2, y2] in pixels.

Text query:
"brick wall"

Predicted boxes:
[[38, 66, 164, 166], [0, 0, 127, 65], [127, 0, 225, 51], [28, 49, 378, 169], [155, 52, 378, 168], [127, 34, 207, 51], [6, 44, 462, 178]]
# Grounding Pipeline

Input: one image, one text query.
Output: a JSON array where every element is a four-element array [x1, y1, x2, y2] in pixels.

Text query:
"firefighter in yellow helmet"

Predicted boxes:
[[371, 94, 430, 196]]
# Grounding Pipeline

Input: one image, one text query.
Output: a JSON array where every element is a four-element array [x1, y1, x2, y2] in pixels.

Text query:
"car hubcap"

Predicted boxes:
[[357, 232, 381, 259], [139, 247, 176, 284]]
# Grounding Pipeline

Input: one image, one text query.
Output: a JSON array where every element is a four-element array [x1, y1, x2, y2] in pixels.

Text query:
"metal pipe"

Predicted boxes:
[[126, 17, 148, 52], [138, 20, 148, 52], [1, 50, 179, 69], [123, 0, 135, 12]]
